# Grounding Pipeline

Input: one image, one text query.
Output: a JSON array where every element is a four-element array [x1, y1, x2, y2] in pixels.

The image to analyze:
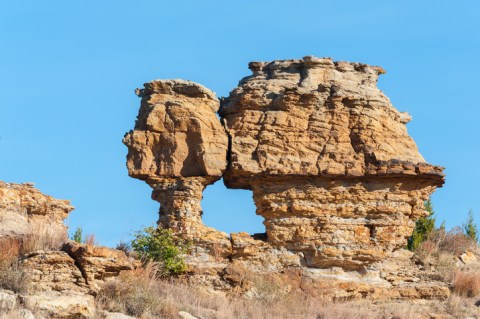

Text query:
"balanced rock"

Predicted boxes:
[[123, 79, 231, 255]]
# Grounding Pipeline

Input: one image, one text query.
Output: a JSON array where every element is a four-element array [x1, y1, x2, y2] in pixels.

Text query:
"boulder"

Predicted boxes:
[[62, 242, 134, 292]]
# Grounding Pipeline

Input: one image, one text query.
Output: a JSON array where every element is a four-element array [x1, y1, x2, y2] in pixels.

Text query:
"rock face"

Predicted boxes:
[[123, 80, 231, 255], [63, 242, 133, 292], [124, 57, 447, 300], [0, 182, 134, 318], [0, 182, 73, 242]]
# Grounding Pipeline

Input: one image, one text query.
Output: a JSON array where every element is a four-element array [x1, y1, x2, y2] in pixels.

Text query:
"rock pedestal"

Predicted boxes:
[[123, 80, 231, 255]]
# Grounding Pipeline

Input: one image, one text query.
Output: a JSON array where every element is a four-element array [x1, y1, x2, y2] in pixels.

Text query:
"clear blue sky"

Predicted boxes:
[[1, 1, 479, 247]]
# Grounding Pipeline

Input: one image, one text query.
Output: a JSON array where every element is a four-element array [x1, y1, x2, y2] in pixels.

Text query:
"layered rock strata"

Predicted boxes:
[[123, 80, 231, 256], [0, 182, 134, 318], [0, 182, 73, 241], [219, 57, 444, 270], [124, 57, 447, 300]]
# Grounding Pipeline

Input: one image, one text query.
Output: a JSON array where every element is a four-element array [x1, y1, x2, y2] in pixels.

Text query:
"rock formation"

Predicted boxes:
[[124, 56, 447, 300], [0, 182, 134, 318], [123, 80, 232, 256], [220, 57, 444, 271], [0, 181, 73, 242]]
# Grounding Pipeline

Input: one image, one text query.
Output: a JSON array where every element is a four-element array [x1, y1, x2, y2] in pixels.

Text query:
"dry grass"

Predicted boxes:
[[0, 238, 27, 293], [452, 269, 480, 298], [415, 227, 479, 283], [0, 221, 67, 293], [20, 222, 66, 254], [95, 264, 461, 319], [84, 233, 97, 252]]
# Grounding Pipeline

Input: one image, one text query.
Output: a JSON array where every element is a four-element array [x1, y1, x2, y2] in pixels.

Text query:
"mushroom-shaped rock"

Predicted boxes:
[[123, 80, 231, 256], [220, 57, 445, 269]]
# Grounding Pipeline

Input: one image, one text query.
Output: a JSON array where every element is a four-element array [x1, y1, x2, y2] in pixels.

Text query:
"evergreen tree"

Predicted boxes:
[[464, 209, 478, 243], [72, 227, 83, 243], [408, 199, 436, 251]]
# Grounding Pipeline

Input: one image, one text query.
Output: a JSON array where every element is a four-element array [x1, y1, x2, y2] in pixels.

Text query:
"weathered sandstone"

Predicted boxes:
[[123, 80, 231, 256], [0, 182, 135, 318], [62, 242, 133, 292], [0, 182, 73, 241], [125, 57, 447, 300]]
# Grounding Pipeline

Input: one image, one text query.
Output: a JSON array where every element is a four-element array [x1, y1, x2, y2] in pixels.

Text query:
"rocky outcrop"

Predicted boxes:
[[125, 57, 447, 300], [0, 182, 73, 242], [62, 242, 133, 292], [0, 182, 134, 318]]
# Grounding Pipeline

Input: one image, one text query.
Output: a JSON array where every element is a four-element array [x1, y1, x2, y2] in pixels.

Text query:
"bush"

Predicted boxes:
[[131, 226, 189, 276]]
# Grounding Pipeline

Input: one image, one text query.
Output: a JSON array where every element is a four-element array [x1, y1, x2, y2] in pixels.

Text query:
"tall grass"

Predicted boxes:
[[452, 269, 480, 297], [95, 264, 445, 319]]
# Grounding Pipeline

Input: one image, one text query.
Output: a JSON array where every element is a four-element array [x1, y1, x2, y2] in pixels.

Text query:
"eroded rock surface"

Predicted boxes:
[[0, 182, 135, 318], [123, 80, 231, 256], [0, 182, 73, 241], [219, 57, 444, 270], [124, 57, 447, 300], [220, 57, 443, 185], [63, 242, 133, 292]]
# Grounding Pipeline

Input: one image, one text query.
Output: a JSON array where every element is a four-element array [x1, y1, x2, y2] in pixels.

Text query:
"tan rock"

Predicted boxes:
[[21, 250, 89, 294], [98, 311, 137, 319], [0, 289, 17, 310], [219, 57, 444, 270], [0, 182, 73, 243], [123, 79, 228, 182], [220, 57, 444, 185], [62, 242, 133, 292], [123, 80, 230, 258], [458, 250, 478, 265], [125, 57, 447, 300], [21, 292, 95, 319]]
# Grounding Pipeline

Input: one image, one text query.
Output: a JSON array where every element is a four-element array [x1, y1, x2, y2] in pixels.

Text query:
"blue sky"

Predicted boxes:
[[1, 1, 479, 246]]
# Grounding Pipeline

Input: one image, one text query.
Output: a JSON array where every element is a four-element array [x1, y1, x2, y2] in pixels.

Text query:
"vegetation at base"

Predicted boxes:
[[464, 209, 478, 243], [408, 199, 436, 251], [131, 226, 190, 276]]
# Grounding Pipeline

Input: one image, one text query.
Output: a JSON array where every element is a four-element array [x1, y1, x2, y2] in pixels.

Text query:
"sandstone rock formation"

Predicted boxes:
[[123, 80, 231, 256], [219, 57, 444, 272], [0, 182, 73, 242], [0, 182, 134, 318], [125, 57, 447, 300], [62, 242, 133, 292]]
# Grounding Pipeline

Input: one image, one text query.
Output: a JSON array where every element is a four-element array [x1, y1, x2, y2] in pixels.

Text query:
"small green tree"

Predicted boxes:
[[72, 227, 83, 243], [408, 199, 436, 251], [464, 209, 478, 243], [131, 226, 189, 276]]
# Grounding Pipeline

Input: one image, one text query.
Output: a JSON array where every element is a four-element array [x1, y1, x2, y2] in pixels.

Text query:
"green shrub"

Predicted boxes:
[[72, 227, 83, 243], [131, 226, 189, 276], [408, 199, 436, 251]]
